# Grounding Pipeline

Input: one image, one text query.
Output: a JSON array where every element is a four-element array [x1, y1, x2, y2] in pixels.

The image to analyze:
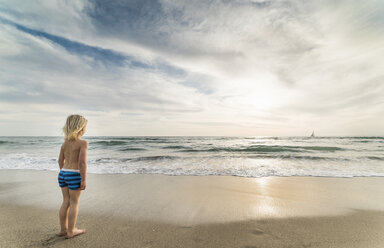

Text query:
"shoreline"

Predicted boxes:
[[1, 170, 384, 247], [2, 168, 384, 178]]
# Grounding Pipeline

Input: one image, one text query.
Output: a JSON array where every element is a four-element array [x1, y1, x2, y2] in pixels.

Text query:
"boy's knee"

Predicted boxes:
[[69, 199, 79, 206], [63, 200, 70, 207]]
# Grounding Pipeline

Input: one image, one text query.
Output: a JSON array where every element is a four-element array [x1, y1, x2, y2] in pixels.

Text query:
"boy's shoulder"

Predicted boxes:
[[80, 139, 88, 147]]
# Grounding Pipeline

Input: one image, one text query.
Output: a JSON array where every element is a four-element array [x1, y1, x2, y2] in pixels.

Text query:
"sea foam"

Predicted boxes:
[[0, 136, 383, 178]]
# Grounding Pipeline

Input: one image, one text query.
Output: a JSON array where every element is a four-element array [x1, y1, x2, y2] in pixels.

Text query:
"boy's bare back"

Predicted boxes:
[[60, 139, 88, 171]]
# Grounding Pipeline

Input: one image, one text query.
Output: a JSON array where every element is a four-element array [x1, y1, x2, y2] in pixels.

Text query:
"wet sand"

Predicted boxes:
[[1, 170, 384, 247]]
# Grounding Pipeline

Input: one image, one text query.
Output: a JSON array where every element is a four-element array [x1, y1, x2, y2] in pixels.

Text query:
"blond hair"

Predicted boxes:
[[62, 114, 88, 141]]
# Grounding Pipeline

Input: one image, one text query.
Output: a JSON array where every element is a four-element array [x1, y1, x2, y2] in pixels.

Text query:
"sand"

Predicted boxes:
[[1, 170, 384, 247]]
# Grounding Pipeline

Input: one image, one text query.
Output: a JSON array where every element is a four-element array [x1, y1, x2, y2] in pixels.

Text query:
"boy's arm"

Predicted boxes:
[[78, 140, 88, 190], [58, 144, 65, 169]]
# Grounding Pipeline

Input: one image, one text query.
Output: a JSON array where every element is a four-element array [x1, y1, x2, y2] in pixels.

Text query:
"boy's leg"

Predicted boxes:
[[67, 189, 85, 238], [58, 187, 70, 236]]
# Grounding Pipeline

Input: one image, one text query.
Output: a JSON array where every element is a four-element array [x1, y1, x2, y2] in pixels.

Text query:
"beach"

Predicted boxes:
[[2, 0, 384, 245], [1, 170, 384, 247]]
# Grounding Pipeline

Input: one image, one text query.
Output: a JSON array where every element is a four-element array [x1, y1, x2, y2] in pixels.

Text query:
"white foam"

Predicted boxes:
[[2, 153, 383, 178], [1, 136, 384, 178]]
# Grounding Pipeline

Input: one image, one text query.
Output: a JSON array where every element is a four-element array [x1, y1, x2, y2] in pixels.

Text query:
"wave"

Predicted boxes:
[[177, 145, 344, 153], [89, 154, 384, 163], [92, 138, 175, 145], [312, 136, 384, 141], [95, 158, 117, 162], [0, 140, 14, 144], [119, 147, 146, 151], [93, 137, 138, 140], [0, 140, 26, 145], [93, 140, 127, 146], [123, 156, 180, 161], [366, 156, 384, 161], [1, 154, 384, 178], [350, 136, 384, 140], [90, 155, 179, 163], [162, 145, 190, 149], [1, 136, 383, 178], [247, 154, 350, 161]]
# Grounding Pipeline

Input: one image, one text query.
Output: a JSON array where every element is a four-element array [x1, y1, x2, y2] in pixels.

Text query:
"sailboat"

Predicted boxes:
[[310, 130, 315, 138]]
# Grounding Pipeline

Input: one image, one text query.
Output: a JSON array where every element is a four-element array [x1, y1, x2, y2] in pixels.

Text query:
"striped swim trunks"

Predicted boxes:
[[58, 168, 82, 190]]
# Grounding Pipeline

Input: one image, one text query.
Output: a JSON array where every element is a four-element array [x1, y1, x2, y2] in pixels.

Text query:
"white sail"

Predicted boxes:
[[310, 131, 315, 137]]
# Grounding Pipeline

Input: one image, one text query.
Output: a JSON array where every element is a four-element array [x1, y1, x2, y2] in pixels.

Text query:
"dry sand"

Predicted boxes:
[[1, 170, 384, 247]]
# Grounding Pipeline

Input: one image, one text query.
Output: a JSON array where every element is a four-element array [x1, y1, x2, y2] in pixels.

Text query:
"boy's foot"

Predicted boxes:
[[66, 229, 86, 239], [56, 231, 67, 237]]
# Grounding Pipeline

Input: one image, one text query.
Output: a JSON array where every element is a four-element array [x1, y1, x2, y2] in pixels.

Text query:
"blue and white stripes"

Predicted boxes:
[[58, 169, 82, 190]]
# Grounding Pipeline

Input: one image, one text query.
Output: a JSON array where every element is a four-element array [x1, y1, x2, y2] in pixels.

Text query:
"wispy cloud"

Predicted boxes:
[[0, 0, 383, 136]]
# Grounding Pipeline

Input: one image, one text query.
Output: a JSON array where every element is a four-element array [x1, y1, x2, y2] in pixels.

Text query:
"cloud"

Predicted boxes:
[[0, 0, 383, 135]]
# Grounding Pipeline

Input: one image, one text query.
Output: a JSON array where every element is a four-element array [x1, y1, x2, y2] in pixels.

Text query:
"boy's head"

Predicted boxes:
[[62, 114, 88, 141]]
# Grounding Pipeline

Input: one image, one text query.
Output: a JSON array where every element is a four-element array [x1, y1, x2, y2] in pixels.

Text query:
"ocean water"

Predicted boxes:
[[0, 136, 383, 178]]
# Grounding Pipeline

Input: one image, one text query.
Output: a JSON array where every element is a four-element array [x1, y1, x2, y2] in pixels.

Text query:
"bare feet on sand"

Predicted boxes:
[[66, 229, 86, 239]]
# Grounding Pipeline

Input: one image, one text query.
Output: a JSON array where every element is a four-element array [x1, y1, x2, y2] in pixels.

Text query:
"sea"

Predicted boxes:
[[0, 136, 383, 178]]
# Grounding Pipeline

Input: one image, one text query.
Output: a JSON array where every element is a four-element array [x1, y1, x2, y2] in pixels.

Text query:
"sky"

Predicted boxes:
[[0, 0, 383, 136]]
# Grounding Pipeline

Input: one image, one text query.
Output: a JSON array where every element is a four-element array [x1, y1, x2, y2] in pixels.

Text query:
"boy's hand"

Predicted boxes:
[[80, 180, 86, 190]]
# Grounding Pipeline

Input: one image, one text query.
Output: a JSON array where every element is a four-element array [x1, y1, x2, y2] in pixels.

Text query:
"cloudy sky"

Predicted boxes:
[[0, 0, 383, 136]]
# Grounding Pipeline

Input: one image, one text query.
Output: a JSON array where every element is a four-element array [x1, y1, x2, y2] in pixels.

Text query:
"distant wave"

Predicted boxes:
[[91, 154, 351, 162], [0, 140, 12, 144], [350, 136, 384, 139], [90, 154, 384, 163], [162, 145, 191, 149], [124, 155, 180, 161], [366, 156, 384, 160], [247, 154, 349, 161], [177, 145, 344, 153], [119, 147, 146, 151], [93, 140, 127, 146], [88, 156, 179, 162]]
